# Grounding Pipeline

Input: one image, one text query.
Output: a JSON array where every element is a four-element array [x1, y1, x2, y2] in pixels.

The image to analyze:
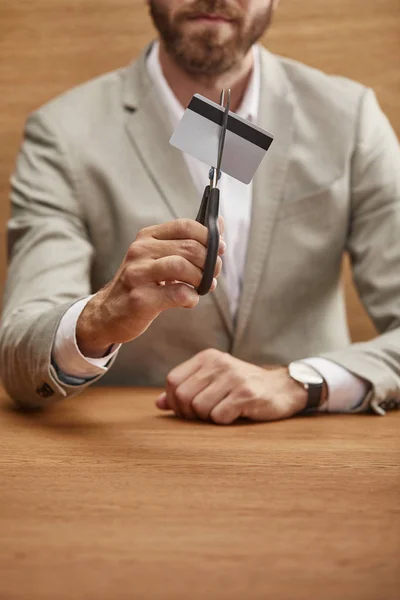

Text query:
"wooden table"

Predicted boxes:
[[0, 387, 399, 600]]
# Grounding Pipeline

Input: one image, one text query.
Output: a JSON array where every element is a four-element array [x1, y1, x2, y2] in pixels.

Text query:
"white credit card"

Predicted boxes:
[[170, 93, 274, 185]]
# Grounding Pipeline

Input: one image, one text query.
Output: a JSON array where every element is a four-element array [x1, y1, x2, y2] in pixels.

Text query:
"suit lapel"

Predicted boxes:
[[232, 48, 295, 351], [122, 45, 234, 335], [122, 47, 199, 221]]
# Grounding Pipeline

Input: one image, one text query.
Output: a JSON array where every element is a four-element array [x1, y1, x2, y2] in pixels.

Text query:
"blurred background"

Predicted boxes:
[[0, 0, 399, 341]]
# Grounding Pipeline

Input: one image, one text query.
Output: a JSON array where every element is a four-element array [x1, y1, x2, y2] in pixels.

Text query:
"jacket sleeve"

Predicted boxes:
[[0, 110, 115, 408], [321, 89, 400, 415]]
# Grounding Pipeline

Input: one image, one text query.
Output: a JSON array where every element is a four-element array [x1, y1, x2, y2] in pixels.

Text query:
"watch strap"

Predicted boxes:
[[306, 381, 323, 411]]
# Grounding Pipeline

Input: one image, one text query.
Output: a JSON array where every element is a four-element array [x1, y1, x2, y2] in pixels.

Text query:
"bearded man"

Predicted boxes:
[[1, 0, 400, 422]]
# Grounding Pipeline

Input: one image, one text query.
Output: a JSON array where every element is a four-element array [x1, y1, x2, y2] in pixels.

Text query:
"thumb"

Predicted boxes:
[[160, 282, 200, 309], [156, 391, 169, 410]]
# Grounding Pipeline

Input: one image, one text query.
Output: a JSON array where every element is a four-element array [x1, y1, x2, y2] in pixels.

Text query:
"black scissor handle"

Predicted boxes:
[[195, 185, 220, 296]]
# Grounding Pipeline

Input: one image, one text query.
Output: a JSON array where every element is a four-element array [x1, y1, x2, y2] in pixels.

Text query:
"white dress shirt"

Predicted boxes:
[[52, 41, 368, 411]]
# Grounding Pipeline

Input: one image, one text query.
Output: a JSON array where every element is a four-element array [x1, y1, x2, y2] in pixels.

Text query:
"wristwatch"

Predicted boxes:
[[288, 361, 325, 410]]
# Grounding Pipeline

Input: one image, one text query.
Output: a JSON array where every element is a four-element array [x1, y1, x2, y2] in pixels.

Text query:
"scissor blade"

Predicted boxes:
[[216, 88, 231, 176]]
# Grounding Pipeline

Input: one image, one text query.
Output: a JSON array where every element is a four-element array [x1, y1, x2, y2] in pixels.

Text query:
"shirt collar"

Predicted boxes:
[[146, 40, 260, 127]]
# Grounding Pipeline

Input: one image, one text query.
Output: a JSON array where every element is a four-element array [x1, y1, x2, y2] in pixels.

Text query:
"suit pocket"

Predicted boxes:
[[277, 176, 347, 222]]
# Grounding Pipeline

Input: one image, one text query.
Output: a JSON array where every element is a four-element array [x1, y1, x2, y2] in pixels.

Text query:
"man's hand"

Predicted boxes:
[[76, 219, 225, 357], [156, 349, 308, 424]]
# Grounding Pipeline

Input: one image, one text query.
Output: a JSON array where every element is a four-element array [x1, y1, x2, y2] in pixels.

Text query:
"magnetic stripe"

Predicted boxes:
[[187, 96, 273, 151]]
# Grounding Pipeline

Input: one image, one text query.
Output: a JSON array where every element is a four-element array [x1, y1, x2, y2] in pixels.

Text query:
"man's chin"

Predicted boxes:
[[172, 50, 239, 77]]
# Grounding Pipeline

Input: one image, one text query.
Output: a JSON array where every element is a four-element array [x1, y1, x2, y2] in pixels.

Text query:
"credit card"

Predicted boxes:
[[170, 93, 274, 184]]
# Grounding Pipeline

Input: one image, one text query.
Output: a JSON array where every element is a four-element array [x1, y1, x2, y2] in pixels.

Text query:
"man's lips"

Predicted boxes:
[[186, 13, 235, 23]]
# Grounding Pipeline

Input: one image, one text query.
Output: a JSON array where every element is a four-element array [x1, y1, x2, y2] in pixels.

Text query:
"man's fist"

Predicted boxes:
[[156, 349, 308, 424], [76, 219, 225, 357]]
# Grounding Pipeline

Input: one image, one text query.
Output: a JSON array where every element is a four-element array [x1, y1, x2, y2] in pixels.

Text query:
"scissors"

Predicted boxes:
[[195, 89, 231, 296]]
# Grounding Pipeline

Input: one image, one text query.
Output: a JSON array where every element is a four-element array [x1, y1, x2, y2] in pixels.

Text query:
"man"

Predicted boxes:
[[1, 0, 400, 422]]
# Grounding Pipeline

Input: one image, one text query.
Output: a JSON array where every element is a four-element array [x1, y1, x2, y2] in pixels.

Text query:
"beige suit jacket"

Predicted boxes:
[[1, 44, 400, 413]]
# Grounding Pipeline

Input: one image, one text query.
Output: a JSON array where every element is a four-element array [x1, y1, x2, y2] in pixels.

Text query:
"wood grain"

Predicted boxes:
[[0, 386, 399, 600], [0, 0, 399, 341]]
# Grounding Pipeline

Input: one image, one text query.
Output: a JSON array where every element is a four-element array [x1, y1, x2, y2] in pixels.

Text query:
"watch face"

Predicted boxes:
[[289, 362, 324, 386]]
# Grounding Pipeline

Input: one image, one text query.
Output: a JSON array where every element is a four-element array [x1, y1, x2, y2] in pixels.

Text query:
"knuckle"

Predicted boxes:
[[166, 371, 179, 390], [175, 218, 192, 238], [127, 242, 142, 261], [198, 348, 217, 361], [164, 254, 186, 275], [181, 239, 202, 260], [174, 255, 188, 271], [168, 256, 202, 286], [127, 287, 145, 308], [237, 384, 254, 401], [211, 349, 229, 365], [174, 386, 191, 406], [191, 396, 201, 411], [180, 238, 195, 253], [136, 226, 150, 239], [198, 348, 228, 367], [120, 263, 136, 287], [191, 397, 207, 419], [231, 373, 244, 388], [221, 353, 233, 367], [154, 256, 170, 280]]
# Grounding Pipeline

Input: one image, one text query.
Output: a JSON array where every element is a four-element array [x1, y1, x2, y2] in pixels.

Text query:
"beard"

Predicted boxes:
[[149, 0, 273, 77]]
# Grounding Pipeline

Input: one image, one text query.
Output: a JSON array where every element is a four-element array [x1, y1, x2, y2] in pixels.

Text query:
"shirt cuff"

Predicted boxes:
[[52, 295, 121, 379], [303, 357, 369, 413]]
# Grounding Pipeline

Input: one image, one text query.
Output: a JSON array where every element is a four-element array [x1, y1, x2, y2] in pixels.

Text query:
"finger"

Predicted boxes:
[[209, 395, 243, 425], [163, 355, 206, 419], [145, 219, 209, 246], [172, 387, 198, 420], [191, 375, 233, 421], [163, 349, 225, 419], [151, 240, 223, 276], [151, 239, 207, 268], [214, 255, 222, 279], [158, 282, 200, 310], [164, 376, 186, 419], [173, 367, 217, 420], [166, 352, 207, 391], [218, 216, 225, 237], [152, 255, 203, 288]]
